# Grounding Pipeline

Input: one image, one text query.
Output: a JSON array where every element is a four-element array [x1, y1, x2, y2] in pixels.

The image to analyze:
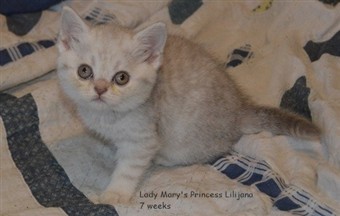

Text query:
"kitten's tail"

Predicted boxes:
[[241, 106, 321, 140]]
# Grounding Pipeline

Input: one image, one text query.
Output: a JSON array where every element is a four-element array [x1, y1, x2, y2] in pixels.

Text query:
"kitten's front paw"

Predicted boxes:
[[99, 190, 132, 206]]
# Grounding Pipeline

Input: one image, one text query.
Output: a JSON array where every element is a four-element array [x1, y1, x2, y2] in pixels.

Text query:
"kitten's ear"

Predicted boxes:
[[133, 22, 167, 69], [58, 6, 89, 52]]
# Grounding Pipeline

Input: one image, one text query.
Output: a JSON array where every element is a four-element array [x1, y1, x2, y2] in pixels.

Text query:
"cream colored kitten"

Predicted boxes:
[[57, 7, 320, 205]]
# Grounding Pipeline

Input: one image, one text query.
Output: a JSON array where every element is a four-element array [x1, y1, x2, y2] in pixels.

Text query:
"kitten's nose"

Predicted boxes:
[[94, 86, 108, 95], [94, 79, 109, 96]]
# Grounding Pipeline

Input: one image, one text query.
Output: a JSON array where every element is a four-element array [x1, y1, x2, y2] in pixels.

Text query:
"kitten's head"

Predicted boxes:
[[57, 7, 167, 112]]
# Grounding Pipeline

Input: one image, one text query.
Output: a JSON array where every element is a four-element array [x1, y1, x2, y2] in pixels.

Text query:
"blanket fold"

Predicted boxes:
[[1, 1, 340, 215]]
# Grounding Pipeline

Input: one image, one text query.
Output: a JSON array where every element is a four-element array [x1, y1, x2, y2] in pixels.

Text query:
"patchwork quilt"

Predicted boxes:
[[1, 1, 340, 215]]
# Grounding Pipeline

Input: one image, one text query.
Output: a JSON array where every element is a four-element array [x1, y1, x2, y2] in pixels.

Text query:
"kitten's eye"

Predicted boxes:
[[113, 71, 130, 86], [78, 64, 93, 79]]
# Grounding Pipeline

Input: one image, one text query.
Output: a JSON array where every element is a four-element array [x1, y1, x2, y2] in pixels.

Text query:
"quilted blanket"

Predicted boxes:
[[1, 1, 340, 215]]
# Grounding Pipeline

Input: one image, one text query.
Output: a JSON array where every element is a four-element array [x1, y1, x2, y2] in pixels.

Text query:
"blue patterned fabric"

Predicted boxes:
[[225, 44, 253, 68], [304, 31, 340, 62], [84, 7, 116, 25], [0, 39, 55, 66], [168, 0, 203, 25], [0, 93, 118, 216], [280, 76, 312, 121], [0, 6, 117, 67], [211, 152, 336, 216], [0, 0, 62, 15]]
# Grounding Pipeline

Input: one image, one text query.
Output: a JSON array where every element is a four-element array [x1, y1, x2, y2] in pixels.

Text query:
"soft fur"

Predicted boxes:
[[57, 7, 321, 205]]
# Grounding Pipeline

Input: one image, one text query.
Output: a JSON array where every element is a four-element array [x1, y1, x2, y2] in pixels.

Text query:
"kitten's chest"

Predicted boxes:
[[77, 107, 154, 144], [78, 109, 124, 140]]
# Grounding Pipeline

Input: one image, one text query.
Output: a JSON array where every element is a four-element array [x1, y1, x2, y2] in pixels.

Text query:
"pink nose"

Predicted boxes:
[[94, 86, 108, 95], [94, 79, 109, 96]]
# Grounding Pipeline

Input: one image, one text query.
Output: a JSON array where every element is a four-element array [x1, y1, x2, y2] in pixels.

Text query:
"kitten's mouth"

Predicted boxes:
[[92, 97, 107, 104]]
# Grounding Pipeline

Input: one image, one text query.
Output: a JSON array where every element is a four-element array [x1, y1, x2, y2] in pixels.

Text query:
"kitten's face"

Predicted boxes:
[[57, 7, 167, 112]]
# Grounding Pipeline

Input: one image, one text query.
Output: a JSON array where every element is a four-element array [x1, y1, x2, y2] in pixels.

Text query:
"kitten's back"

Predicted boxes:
[[153, 36, 253, 164], [152, 35, 320, 165]]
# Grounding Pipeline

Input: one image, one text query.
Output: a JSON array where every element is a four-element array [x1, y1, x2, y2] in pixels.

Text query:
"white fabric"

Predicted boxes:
[[1, 0, 340, 215]]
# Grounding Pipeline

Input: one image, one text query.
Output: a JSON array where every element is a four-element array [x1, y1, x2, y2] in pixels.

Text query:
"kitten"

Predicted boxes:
[[57, 7, 320, 205]]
